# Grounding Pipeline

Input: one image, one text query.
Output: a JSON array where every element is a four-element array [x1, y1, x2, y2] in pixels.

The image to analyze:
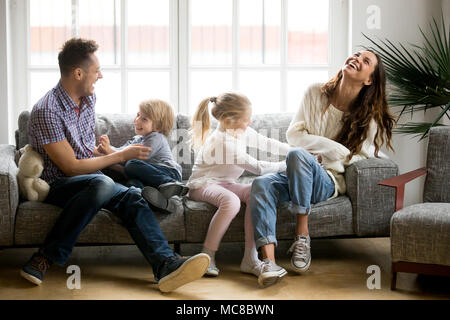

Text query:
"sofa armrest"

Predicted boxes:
[[345, 158, 399, 236], [0, 144, 20, 246], [378, 168, 427, 211]]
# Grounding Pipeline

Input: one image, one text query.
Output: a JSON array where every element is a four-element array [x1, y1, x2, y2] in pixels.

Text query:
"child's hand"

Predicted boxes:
[[93, 145, 104, 157], [98, 135, 114, 154], [99, 135, 110, 148], [312, 153, 322, 164], [316, 154, 322, 163]]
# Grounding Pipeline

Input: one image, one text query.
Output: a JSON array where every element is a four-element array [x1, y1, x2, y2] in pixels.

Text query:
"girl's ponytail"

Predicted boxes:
[[191, 97, 214, 151]]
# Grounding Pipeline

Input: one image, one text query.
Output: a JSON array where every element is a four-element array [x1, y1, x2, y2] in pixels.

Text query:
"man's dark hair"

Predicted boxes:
[[58, 38, 99, 76]]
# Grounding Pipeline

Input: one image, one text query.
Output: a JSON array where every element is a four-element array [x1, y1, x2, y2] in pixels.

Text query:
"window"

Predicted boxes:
[[29, 0, 172, 114], [19, 0, 348, 116]]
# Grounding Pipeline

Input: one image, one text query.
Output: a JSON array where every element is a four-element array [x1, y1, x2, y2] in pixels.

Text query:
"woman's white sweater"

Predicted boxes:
[[187, 126, 291, 189], [286, 83, 379, 198]]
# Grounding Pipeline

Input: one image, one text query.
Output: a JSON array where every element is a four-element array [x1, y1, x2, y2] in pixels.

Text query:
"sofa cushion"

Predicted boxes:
[[95, 113, 136, 147], [174, 114, 199, 180], [345, 158, 398, 237], [17, 111, 31, 150], [14, 201, 185, 245], [391, 203, 450, 266], [423, 126, 450, 203], [249, 113, 292, 145], [183, 195, 354, 243]]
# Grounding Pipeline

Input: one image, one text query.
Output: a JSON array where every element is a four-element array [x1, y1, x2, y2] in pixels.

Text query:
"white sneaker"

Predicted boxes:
[[240, 259, 264, 277], [257, 258, 287, 288], [288, 235, 311, 273]]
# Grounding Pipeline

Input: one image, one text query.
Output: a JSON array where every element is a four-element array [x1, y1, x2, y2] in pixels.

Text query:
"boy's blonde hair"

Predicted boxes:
[[191, 92, 251, 151], [139, 99, 174, 137]]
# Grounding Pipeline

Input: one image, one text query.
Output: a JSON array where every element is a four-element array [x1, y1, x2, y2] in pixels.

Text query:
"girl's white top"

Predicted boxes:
[[187, 126, 291, 189], [286, 82, 382, 199]]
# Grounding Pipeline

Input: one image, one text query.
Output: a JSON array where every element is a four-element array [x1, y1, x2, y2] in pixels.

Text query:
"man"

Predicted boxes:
[[20, 38, 209, 293]]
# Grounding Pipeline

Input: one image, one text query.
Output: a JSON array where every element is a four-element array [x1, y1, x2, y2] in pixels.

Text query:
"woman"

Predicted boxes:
[[250, 50, 395, 287]]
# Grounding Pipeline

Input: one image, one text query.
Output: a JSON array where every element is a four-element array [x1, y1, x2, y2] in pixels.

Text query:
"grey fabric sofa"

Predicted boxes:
[[0, 111, 399, 251]]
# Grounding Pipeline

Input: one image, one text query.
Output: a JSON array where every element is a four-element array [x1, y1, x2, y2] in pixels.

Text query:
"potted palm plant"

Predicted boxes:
[[363, 13, 449, 140]]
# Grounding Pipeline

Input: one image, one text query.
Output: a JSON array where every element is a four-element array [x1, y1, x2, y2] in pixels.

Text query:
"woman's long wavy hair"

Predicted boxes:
[[321, 50, 395, 160]]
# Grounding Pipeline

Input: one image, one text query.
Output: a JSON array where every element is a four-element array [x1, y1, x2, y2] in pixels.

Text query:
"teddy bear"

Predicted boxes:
[[17, 144, 50, 202]]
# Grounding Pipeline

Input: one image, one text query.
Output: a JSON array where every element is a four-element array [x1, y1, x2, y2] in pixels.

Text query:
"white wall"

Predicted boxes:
[[8, 0, 28, 146], [350, 0, 444, 207], [444, 0, 450, 20], [0, 0, 10, 145], [1, 0, 25, 146]]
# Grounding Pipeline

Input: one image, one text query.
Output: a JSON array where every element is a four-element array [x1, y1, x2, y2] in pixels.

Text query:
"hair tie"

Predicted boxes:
[[210, 97, 217, 103]]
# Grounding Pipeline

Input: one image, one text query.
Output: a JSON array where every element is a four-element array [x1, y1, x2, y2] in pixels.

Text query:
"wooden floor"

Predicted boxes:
[[1, 237, 449, 300]]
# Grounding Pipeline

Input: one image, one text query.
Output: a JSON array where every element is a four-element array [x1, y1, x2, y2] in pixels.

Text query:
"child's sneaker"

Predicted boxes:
[[20, 252, 53, 285], [159, 181, 189, 198], [142, 186, 184, 215], [257, 258, 287, 288], [288, 235, 311, 273], [205, 265, 220, 277], [156, 253, 210, 293]]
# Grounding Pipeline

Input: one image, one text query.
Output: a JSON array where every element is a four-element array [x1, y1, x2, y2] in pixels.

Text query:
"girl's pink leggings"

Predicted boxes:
[[188, 183, 255, 252]]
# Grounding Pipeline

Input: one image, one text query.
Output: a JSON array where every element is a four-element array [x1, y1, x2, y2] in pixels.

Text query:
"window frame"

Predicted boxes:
[[11, 0, 349, 117], [183, 0, 347, 114]]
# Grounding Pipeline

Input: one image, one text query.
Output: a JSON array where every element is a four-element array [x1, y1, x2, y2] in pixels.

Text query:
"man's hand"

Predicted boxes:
[[118, 144, 151, 162], [43, 139, 150, 177]]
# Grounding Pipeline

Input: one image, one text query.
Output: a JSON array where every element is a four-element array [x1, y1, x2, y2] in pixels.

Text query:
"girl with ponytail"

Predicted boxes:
[[187, 92, 291, 277]]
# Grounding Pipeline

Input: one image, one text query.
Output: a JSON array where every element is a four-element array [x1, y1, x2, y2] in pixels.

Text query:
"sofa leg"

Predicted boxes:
[[391, 271, 397, 290], [173, 243, 181, 255], [391, 262, 398, 290]]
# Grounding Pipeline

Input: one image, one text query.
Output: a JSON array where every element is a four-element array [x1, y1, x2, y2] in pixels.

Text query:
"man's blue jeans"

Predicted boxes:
[[124, 160, 181, 189], [41, 174, 174, 272], [250, 148, 335, 249]]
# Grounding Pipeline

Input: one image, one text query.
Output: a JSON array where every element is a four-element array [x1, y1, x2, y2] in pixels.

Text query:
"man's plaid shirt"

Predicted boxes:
[[28, 81, 102, 184]]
